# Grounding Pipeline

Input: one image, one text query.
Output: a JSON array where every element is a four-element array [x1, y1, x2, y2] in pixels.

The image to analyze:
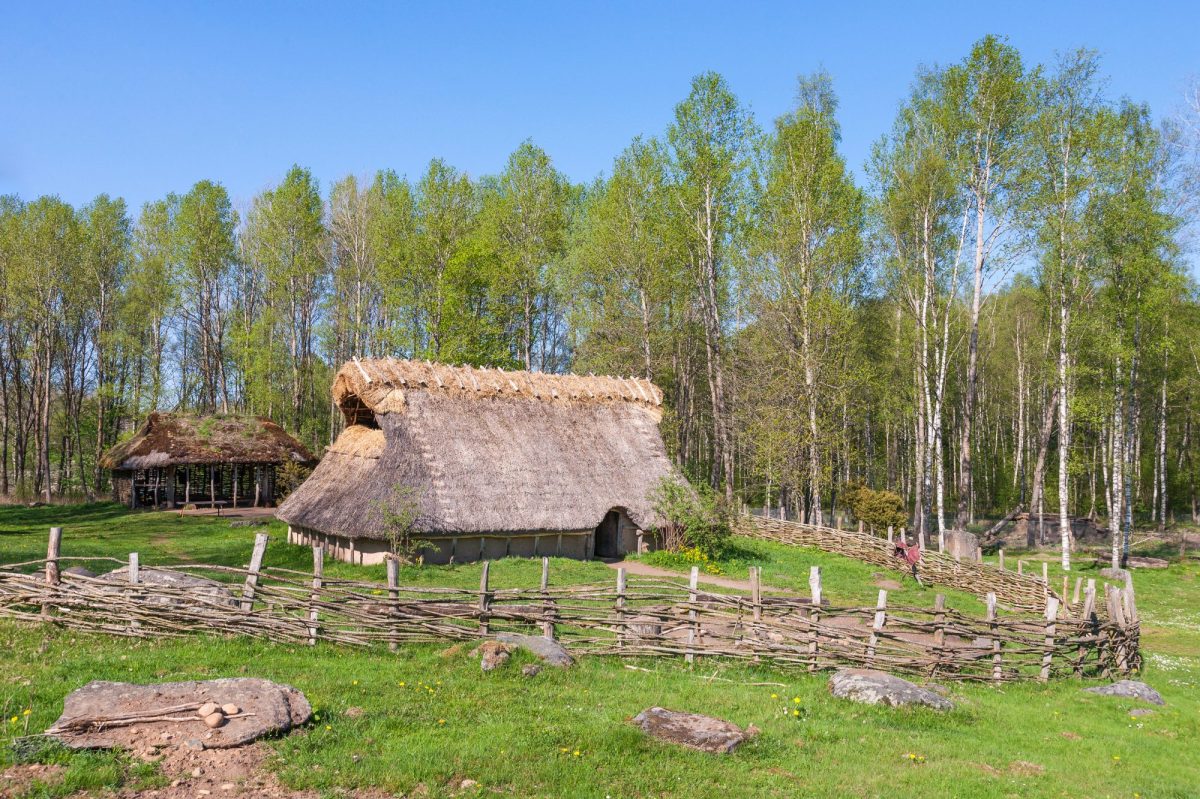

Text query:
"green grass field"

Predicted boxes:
[[2, 504, 1198, 798]]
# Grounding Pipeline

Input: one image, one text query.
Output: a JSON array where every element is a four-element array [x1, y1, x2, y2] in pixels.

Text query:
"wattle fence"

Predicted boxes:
[[0, 527, 1141, 683], [739, 515, 1073, 615]]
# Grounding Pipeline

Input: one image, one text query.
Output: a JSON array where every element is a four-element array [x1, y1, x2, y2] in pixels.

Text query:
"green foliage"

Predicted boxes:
[[841, 483, 907, 533], [376, 484, 428, 564], [274, 461, 312, 502], [650, 476, 732, 558]]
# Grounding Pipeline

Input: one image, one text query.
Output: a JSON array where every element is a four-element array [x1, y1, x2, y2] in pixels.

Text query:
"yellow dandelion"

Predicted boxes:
[[325, 725, 332, 730], [907, 753, 916, 760], [1113, 756, 1120, 761], [770, 693, 778, 699], [398, 681, 406, 687], [560, 747, 569, 753], [572, 750, 581, 757], [22, 709, 31, 716], [792, 710, 800, 717], [8, 716, 16, 724], [437, 719, 446, 725], [352, 680, 359, 686]]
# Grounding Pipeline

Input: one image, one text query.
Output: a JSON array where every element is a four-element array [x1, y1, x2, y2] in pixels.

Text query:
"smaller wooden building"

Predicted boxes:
[[102, 413, 316, 510]]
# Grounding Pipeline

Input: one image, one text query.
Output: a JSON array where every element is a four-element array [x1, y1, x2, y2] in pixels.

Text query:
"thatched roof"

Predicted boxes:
[[101, 413, 317, 471], [277, 358, 677, 539]]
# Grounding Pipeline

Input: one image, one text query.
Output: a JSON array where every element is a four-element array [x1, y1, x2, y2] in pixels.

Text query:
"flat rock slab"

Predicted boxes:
[[1084, 680, 1164, 706], [48, 678, 311, 750], [494, 632, 574, 667], [1098, 567, 1130, 581], [829, 669, 953, 711], [1127, 556, 1169, 569], [631, 707, 758, 754]]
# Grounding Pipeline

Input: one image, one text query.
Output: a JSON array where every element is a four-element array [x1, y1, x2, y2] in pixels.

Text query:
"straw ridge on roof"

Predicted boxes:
[[277, 358, 678, 539], [100, 413, 317, 471]]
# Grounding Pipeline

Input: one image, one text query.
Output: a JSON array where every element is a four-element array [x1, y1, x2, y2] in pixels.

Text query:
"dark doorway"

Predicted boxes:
[[594, 510, 621, 559]]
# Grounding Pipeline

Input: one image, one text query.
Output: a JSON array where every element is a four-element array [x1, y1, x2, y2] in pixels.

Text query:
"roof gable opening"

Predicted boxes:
[[341, 394, 378, 428]]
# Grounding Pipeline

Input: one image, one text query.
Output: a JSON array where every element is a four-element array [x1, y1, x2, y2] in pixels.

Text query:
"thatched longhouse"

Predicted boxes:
[[102, 413, 316, 509], [277, 358, 678, 565]]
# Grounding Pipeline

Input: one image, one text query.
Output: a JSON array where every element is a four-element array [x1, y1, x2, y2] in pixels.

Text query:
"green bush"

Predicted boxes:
[[649, 476, 732, 559], [841, 482, 907, 533]]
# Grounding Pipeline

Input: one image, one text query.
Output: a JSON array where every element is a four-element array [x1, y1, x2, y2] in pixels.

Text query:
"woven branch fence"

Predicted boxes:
[[0, 528, 1141, 683], [739, 516, 1080, 615]]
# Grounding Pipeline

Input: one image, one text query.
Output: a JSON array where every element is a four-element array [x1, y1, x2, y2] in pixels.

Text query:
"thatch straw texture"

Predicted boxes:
[[100, 413, 316, 470], [277, 359, 677, 539]]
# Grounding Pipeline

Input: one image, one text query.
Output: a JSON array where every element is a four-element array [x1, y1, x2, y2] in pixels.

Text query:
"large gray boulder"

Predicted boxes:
[[1084, 680, 1164, 706], [829, 669, 953, 711], [47, 678, 311, 751], [100, 567, 237, 608], [631, 707, 758, 754], [494, 632, 574, 667]]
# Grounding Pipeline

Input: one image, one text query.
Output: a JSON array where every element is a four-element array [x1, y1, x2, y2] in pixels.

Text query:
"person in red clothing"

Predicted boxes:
[[893, 535, 924, 586]]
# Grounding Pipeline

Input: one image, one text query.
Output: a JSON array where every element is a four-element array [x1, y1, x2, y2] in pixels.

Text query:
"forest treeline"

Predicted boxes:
[[3, 37, 1199, 569]]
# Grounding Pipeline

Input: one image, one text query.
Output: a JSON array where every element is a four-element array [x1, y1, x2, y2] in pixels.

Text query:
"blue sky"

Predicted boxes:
[[2, 1, 1197, 214]]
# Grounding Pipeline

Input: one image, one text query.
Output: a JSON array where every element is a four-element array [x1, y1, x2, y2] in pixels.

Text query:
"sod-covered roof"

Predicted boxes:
[[101, 413, 316, 471], [277, 358, 677, 539]]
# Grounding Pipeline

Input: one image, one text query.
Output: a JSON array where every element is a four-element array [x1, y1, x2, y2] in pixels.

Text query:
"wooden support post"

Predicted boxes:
[[1017, 559, 1024, 575], [1072, 577, 1083, 605], [239, 533, 269, 613], [685, 566, 699, 665], [976, 545, 983, 563], [857, 519, 864, 533], [1040, 596, 1060, 682], [615, 567, 627, 649], [998, 548, 1005, 570], [1062, 575, 1069, 610], [308, 545, 323, 646], [1122, 573, 1138, 625], [1076, 582, 1097, 677], [1104, 585, 1129, 675], [808, 566, 822, 672], [129, 552, 140, 633], [1042, 561, 1049, 585], [866, 589, 887, 669], [887, 525, 894, 543], [750, 566, 762, 625], [540, 557, 555, 639], [986, 593, 1002, 683], [43, 526, 62, 619], [478, 561, 491, 637], [930, 594, 946, 677], [386, 556, 400, 653], [478, 537, 485, 562]]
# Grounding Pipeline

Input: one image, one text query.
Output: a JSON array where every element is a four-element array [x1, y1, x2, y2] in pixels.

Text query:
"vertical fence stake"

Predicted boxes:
[[308, 545, 323, 646], [43, 527, 62, 620], [887, 525, 894, 544], [128, 552, 141, 634], [616, 567, 627, 649], [386, 556, 400, 653], [750, 566, 762, 626], [930, 594, 946, 678], [478, 561, 491, 637], [998, 548, 1005, 571], [1104, 585, 1128, 676], [540, 557, 555, 640], [1042, 561, 1049, 587], [866, 589, 887, 669], [240, 533, 269, 613], [1040, 596, 1060, 682], [1076, 582, 1097, 677], [685, 566, 699, 666], [986, 592, 1002, 683], [808, 566, 822, 673], [1017, 559, 1024, 575]]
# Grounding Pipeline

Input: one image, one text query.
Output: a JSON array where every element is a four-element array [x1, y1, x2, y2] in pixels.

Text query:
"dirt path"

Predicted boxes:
[[604, 559, 790, 593]]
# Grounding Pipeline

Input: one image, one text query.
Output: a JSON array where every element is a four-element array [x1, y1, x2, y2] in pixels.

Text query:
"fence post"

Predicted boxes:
[[479, 560, 491, 637], [986, 592, 1002, 683], [308, 545, 323, 646], [43, 527, 62, 620], [750, 566, 762, 626], [128, 552, 141, 634], [1076, 582, 1097, 677], [930, 594, 946, 678], [887, 525, 894, 544], [866, 589, 887, 669], [1040, 596, 1060, 682], [1104, 585, 1128, 675], [808, 566, 822, 673], [540, 557, 555, 640], [386, 555, 400, 653], [998, 548, 1005, 571], [685, 566, 699, 666], [1042, 561, 1049, 588], [1017, 560, 1024, 575], [1072, 577, 1083, 606], [616, 567, 627, 649], [239, 533, 269, 613], [1122, 573, 1139, 625]]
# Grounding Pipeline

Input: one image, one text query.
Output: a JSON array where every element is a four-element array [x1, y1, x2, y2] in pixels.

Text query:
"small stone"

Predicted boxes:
[[191, 767, 203, 777], [203, 712, 226, 728], [344, 706, 364, 718], [829, 669, 953, 711], [1129, 708, 1155, 717], [220, 703, 240, 716], [185, 740, 205, 752], [476, 640, 511, 672], [1084, 680, 1165, 706], [170, 779, 181, 787], [631, 707, 758, 754], [522, 664, 542, 677], [460, 779, 478, 789], [160, 732, 174, 740], [198, 790, 211, 796], [198, 702, 220, 718], [219, 783, 235, 791], [494, 633, 574, 667]]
